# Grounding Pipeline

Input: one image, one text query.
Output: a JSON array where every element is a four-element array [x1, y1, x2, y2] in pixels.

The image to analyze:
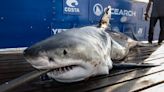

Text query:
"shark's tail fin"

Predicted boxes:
[[99, 5, 111, 29], [112, 63, 159, 70]]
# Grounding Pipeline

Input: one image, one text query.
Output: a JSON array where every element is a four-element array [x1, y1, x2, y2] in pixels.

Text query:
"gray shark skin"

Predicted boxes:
[[24, 26, 113, 82], [24, 26, 154, 83], [106, 30, 138, 60]]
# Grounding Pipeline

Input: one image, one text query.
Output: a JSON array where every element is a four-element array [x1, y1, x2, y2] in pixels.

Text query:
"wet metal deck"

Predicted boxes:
[[0, 44, 164, 92]]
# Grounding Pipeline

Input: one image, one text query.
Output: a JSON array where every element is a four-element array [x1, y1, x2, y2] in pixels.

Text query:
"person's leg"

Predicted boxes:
[[158, 17, 164, 44], [148, 17, 158, 43]]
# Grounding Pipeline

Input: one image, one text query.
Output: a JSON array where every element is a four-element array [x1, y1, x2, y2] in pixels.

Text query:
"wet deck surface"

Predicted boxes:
[[0, 44, 164, 92]]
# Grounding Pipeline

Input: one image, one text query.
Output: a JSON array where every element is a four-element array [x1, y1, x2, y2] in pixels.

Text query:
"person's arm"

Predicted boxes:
[[145, 0, 153, 21]]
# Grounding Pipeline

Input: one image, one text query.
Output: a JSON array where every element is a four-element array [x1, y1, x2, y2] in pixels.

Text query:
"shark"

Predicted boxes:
[[23, 6, 157, 83]]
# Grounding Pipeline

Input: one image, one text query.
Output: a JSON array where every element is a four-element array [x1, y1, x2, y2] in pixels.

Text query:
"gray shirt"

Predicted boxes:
[[151, 0, 164, 17]]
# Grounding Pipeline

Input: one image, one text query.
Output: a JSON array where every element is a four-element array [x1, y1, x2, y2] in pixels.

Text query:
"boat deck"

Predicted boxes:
[[0, 44, 164, 92]]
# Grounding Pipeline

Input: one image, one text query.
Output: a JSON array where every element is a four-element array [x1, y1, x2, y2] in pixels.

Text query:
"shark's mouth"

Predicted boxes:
[[48, 65, 78, 75], [46, 63, 91, 82]]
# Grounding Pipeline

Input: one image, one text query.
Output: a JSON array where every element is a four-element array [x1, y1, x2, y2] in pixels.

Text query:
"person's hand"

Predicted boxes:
[[144, 13, 149, 21]]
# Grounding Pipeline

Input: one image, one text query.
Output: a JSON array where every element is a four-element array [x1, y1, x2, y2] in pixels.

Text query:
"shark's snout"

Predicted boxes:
[[23, 45, 52, 69], [23, 46, 40, 58]]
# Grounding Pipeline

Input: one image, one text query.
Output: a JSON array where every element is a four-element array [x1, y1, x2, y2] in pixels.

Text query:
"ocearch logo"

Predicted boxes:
[[111, 8, 136, 16], [64, 0, 80, 13], [93, 3, 103, 16]]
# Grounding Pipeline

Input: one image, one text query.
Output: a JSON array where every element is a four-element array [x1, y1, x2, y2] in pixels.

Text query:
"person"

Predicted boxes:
[[145, 0, 164, 45]]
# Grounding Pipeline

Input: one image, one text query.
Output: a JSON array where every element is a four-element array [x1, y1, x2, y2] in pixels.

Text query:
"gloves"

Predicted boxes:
[[144, 13, 149, 21]]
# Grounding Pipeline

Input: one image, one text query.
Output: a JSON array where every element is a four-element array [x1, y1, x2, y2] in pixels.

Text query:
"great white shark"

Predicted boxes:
[[23, 6, 157, 83]]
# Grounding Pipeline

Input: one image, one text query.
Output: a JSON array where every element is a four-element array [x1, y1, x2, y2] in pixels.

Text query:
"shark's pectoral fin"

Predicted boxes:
[[110, 40, 129, 60]]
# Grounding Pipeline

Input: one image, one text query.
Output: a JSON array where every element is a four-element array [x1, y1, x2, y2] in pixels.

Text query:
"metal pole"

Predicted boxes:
[[0, 69, 51, 92]]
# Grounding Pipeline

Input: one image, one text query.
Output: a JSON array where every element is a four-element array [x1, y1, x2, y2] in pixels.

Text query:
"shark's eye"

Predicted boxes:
[[63, 49, 67, 55], [48, 57, 54, 61]]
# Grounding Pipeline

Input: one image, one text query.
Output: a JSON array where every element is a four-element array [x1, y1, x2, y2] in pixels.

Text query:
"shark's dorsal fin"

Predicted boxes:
[[98, 6, 111, 29]]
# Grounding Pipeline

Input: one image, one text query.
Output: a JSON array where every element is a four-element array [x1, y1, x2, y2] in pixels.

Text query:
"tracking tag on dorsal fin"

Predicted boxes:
[[99, 5, 112, 29]]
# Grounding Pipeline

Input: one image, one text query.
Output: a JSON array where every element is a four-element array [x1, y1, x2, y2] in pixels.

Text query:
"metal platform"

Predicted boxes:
[[0, 44, 164, 92]]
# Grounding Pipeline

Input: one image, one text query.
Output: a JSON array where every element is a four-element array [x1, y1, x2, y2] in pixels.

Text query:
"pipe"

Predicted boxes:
[[0, 69, 51, 92]]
